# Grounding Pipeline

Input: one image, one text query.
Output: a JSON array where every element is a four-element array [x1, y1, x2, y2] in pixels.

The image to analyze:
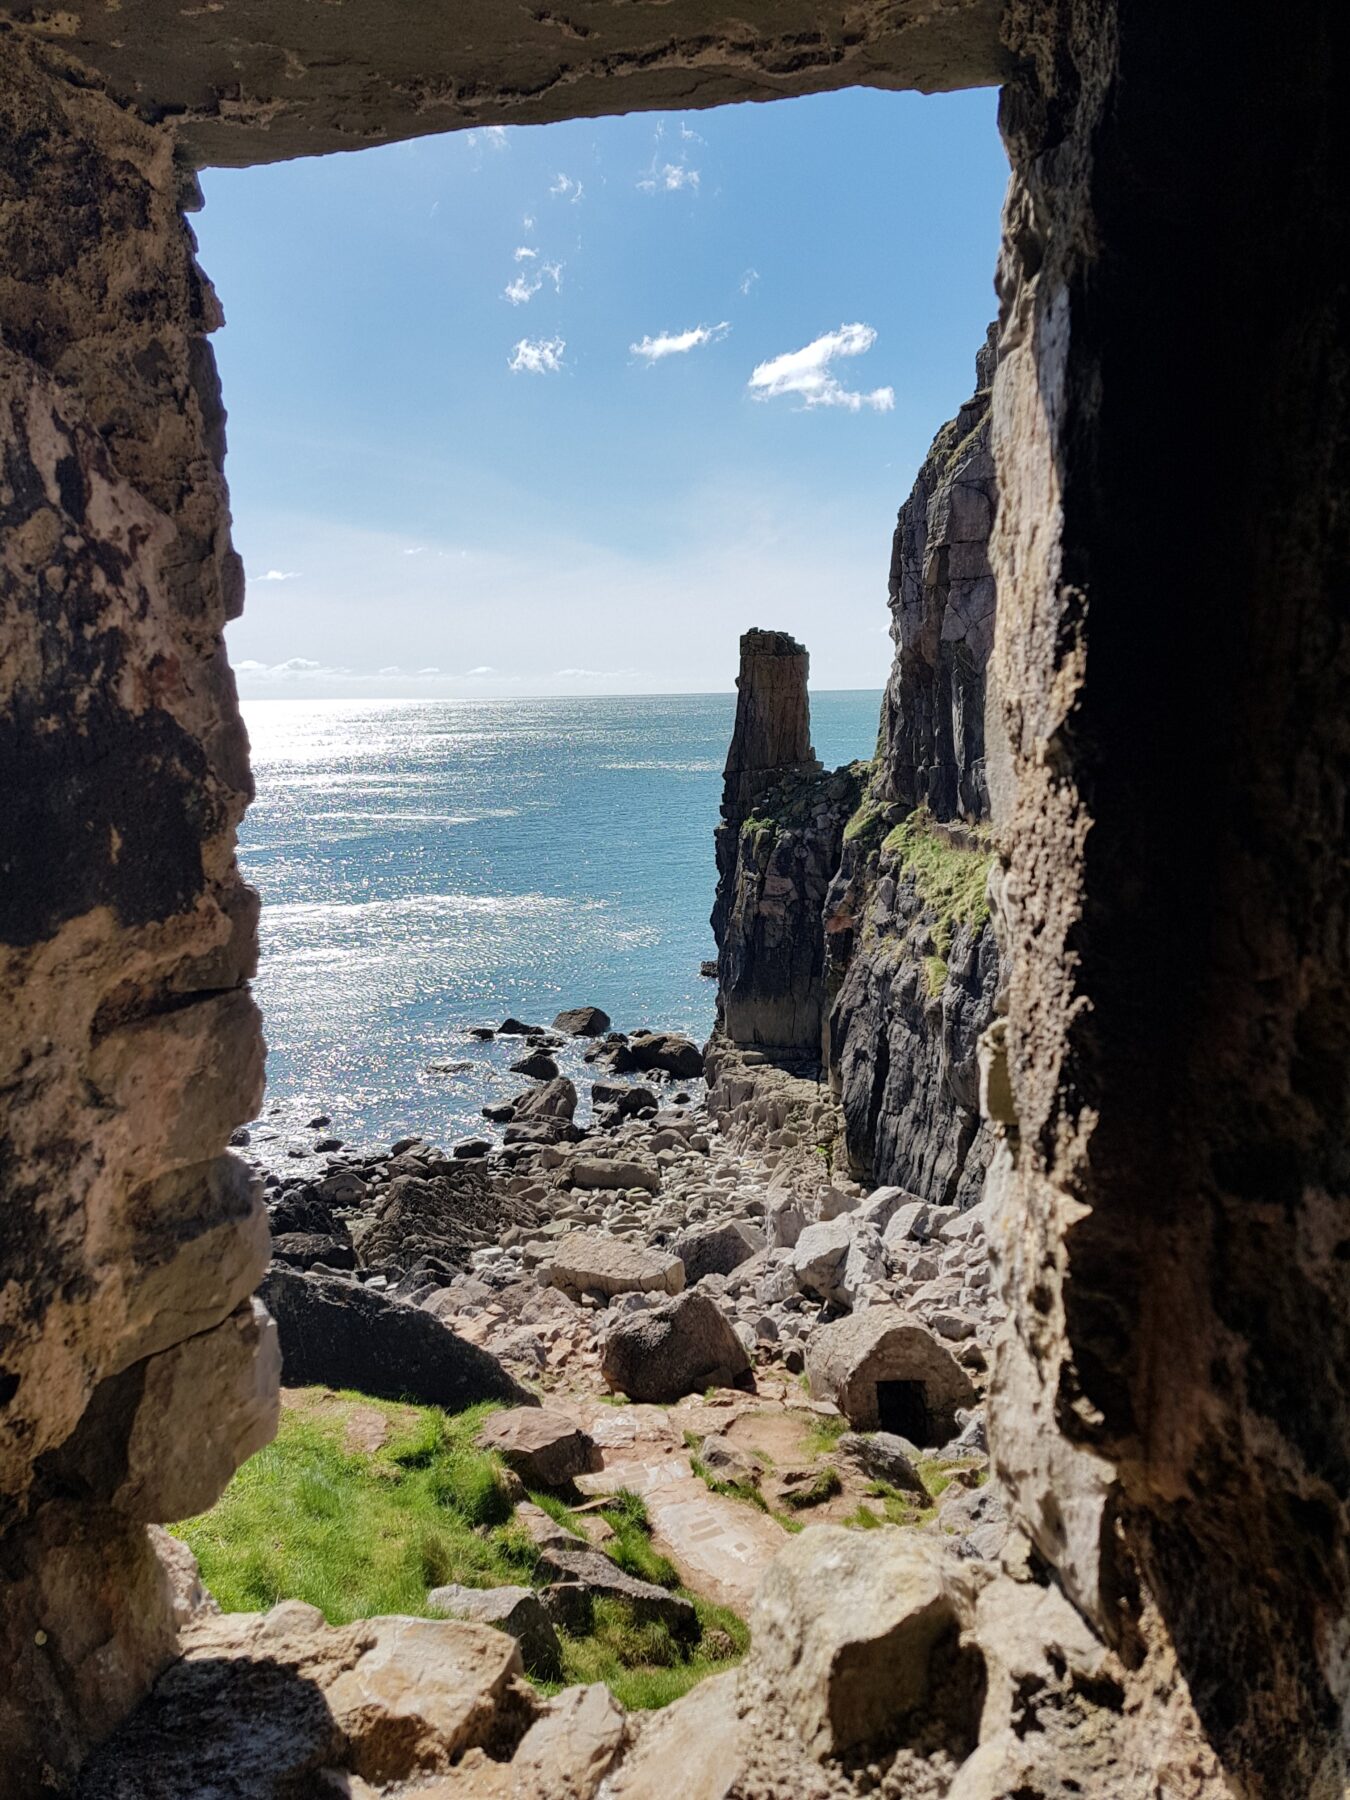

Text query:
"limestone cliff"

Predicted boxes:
[[713, 334, 1004, 1200]]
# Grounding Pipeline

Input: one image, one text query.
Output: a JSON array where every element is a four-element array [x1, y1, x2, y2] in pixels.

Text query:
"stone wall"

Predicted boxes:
[[985, 0, 1350, 1789], [0, 35, 273, 1784]]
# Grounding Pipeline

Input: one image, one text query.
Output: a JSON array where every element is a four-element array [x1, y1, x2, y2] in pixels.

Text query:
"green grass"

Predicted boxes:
[[880, 808, 993, 965], [174, 1398, 528, 1622], [842, 797, 887, 846], [689, 1456, 770, 1514], [173, 1391, 748, 1710], [802, 1413, 848, 1459], [552, 1596, 749, 1710]]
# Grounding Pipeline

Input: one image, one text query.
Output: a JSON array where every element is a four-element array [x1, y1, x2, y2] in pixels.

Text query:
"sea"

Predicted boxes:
[[239, 691, 882, 1168]]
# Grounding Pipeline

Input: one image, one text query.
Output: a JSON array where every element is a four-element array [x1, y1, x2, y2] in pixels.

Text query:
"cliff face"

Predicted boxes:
[[713, 338, 1004, 1200]]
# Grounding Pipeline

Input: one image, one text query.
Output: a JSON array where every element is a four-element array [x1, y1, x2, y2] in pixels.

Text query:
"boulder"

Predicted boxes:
[[836, 1430, 926, 1494], [626, 1032, 704, 1080], [270, 1232, 355, 1272], [498, 1017, 543, 1035], [533, 1543, 697, 1637], [476, 1407, 602, 1488], [804, 1305, 976, 1442], [790, 1217, 853, 1304], [882, 1200, 933, 1250], [553, 1006, 612, 1037], [670, 1219, 761, 1285], [426, 1583, 561, 1677], [259, 1268, 530, 1411], [76, 1603, 530, 1795], [513, 1077, 577, 1123], [600, 1291, 752, 1403], [269, 1189, 347, 1237], [750, 1528, 984, 1761], [544, 1231, 684, 1303], [566, 1157, 659, 1195], [509, 1050, 560, 1081], [590, 1081, 659, 1120]]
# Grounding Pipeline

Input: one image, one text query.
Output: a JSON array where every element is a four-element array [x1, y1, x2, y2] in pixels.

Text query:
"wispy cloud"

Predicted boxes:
[[748, 322, 895, 413], [630, 321, 731, 362], [508, 336, 566, 375], [466, 125, 509, 152], [234, 655, 348, 682], [550, 173, 583, 203], [466, 665, 497, 676], [256, 568, 301, 582], [513, 246, 537, 262], [739, 268, 759, 297], [504, 260, 563, 305], [638, 161, 700, 194]]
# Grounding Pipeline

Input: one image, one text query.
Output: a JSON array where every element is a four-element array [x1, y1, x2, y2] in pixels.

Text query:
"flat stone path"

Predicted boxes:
[[568, 1400, 788, 1614]]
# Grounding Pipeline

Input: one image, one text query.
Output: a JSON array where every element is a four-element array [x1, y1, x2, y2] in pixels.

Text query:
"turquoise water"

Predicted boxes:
[[240, 691, 881, 1158]]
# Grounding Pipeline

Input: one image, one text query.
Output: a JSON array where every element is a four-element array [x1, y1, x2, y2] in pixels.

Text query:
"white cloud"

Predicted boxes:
[[403, 546, 425, 556], [235, 659, 268, 672], [416, 666, 440, 676], [679, 121, 705, 143], [257, 568, 301, 582], [507, 259, 564, 304], [466, 125, 509, 152], [508, 336, 565, 375], [739, 268, 759, 297], [630, 321, 731, 362], [523, 213, 535, 230], [466, 665, 497, 676], [638, 161, 700, 194], [378, 665, 402, 675], [513, 246, 537, 262], [748, 322, 895, 413], [550, 173, 583, 203]]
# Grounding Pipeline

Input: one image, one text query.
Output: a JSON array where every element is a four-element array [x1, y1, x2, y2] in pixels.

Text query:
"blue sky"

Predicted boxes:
[[200, 88, 1007, 698]]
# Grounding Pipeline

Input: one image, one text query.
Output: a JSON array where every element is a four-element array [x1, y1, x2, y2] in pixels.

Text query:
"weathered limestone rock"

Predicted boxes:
[[426, 1584, 562, 1679], [455, 1683, 628, 1799], [600, 1291, 752, 1403], [513, 1075, 578, 1123], [545, 1231, 683, 1303], [476, 1408, 602, 1489], [532, 1543, 698, 1637], [353, 1161, 537, 1275], [625, 1031, 704, 1081], [75, 1603, 533, 1795], [566, 1157, 661, 1196], [806, 1305, 975, 1441], [670, 1218, 761, 1285], [751, 1528, 984, 1761], [836, 1430, 925, 1495], [553, 1006, 612, 1037], [259, 1268, 530, 1411]]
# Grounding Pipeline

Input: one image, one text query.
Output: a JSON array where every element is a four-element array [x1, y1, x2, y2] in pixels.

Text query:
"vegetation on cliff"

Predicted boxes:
[[881, 809, 994, 995]]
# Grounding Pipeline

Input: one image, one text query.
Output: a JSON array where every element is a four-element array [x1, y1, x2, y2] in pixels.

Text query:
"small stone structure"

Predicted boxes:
[[806, 1307, 976, 1442]]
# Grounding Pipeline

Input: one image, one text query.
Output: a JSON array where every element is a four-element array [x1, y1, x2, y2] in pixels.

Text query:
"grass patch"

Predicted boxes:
[[842, 797, 887, 847], [553, 1596, 748, 1710], [860, 1480, 937, 1528], [689, 1457, 770, 1514], [803, 1413, 848, 1459], [880, 808, 993, 965], [174, 1397, 529, 1622], [175, 1391, 752, 1713]]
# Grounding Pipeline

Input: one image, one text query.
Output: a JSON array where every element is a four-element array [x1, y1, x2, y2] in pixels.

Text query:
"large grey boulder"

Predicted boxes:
[[544, 1230, 684, 1303], [476, 1407, 601, 1488], [259, 1267, 530, 1411], [512, 1076, 577, 1122], [566, 1156, 660, 1195], [600, 1291, 752, 1403], [750, 1528, 984, 1761], [425, 1584, 561, 1677], [553, 1005, 612, 1037], [670, 1218, 762, 1285], [836, 1430, 925, 1495], [626, 1031, 704, 1080], [790, 1217, 853, 1304], [805, 1305, 975, 1442]]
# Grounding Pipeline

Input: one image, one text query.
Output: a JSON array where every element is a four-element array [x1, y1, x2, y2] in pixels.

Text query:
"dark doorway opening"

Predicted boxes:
[[876, 1378, 931, 1444]]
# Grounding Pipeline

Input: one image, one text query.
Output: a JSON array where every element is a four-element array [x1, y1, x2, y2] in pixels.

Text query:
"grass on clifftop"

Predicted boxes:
[[172, 1390, 744, 1710]]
